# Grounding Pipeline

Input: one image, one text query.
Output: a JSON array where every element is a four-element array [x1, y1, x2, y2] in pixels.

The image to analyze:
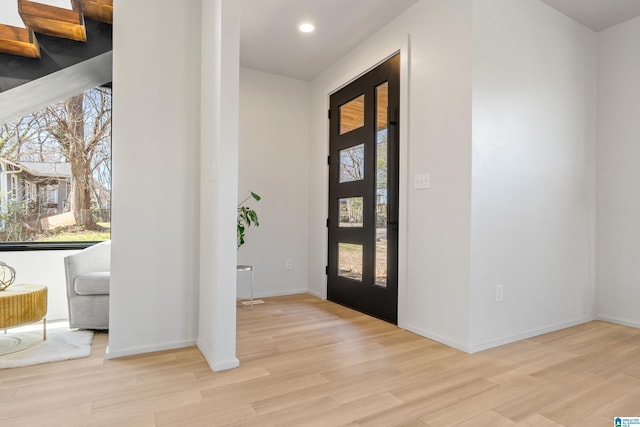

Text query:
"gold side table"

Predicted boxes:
[[0, 284, 48, 340]]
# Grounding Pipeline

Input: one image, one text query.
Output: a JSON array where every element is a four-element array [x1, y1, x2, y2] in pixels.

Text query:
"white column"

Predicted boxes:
[[198, 0, 240, 371]]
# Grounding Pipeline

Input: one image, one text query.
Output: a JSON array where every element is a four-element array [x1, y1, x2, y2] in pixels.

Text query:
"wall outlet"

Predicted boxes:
[[414, 173, 431, 189], [495, 284, 504, 302], [285, 259, 293, 270]]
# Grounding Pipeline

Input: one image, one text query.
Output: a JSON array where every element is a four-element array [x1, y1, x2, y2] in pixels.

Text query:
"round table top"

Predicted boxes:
[[0, 283, 47, 296]]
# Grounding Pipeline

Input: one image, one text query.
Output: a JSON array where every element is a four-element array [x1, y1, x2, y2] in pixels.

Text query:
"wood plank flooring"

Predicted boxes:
[[1, 293, 639, 426]]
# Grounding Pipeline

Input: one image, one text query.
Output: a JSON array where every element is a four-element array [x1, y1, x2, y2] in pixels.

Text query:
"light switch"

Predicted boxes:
[[414, 173, 431, 189]]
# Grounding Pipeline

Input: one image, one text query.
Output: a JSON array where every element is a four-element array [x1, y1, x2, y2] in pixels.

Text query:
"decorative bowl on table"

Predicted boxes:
[[0, 262, 16, 291]]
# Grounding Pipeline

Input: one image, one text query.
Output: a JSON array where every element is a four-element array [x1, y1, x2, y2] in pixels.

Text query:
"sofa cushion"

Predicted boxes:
[[74, 272, 110, 295]]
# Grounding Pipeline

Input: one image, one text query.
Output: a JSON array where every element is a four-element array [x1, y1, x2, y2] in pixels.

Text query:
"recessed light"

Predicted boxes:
[[299, 23, 315, 33]]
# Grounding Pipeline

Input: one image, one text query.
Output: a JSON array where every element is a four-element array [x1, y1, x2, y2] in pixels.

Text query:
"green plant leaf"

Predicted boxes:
[[248, 210, 258, 225], [238, 190, 261, 248]]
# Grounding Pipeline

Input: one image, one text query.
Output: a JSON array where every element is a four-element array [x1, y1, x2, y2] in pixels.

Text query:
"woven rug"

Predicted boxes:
[[0, 329, 93, 369]]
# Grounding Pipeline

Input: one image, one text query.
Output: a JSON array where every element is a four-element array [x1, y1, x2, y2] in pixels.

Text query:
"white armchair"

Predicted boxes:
[[64, 240, 110, 330]]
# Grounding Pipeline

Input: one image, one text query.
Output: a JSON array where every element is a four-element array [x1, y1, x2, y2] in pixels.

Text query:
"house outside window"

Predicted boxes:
[[0, 86, 111, 246]]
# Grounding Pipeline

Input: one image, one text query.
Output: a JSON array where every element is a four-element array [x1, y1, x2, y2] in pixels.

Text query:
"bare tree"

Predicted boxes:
[[43, 88, 111, 227], [0, 87, 112, 230], [0, 116, 40, 159]]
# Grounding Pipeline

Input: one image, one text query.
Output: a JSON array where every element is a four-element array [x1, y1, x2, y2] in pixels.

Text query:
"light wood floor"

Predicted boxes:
[[1, 294, 639, 426]]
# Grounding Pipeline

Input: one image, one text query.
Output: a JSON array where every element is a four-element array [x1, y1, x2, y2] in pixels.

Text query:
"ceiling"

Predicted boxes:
[[2, 1, 639, 82], [240, 0, 640, 82], [540, 0, 640, 32], [239, 0, 418, 81]]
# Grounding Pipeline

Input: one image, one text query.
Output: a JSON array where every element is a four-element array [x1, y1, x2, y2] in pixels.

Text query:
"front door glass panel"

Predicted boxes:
[[375, 82, 389, 287], [339, 94, 365, 135], [339, 197, 364, 227], [338, 243, 363, 281], [339, 144, 365, 182]]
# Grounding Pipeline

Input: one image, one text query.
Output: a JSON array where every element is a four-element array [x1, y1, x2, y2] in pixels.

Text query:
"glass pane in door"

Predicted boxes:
[[339, 197, 363, 227], [375, 82, 388, 287], [339, 144, 365, 182], [339, 94, 365, 135], [338, 243, 363, 282]]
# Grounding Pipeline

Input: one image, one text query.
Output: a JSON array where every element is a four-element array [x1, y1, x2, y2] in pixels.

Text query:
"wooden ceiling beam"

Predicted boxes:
[[18, 0, 87, 42], [78, 0, 113, 24], [0, 24, 40, 58]]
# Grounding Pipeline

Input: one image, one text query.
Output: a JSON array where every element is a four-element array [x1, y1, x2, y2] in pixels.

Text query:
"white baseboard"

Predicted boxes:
[[597, 314, 640, 329], [306, 289, 323, 299], [196, 340, 239, 372], [405, 324, 470, 353], [105, 339, 196, 359], [237, 288, 308, 299], [406, 316, 596, 355], [467, 316, 595, 354]]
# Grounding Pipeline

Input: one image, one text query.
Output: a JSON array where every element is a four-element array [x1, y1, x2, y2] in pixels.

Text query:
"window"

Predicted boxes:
[[0, 85, 111, 248], [25, 181, 37, 204], [10, 175, 17, 201]]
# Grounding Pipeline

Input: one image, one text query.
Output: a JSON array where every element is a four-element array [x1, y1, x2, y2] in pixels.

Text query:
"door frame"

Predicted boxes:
[[323, 36, 410, 329]]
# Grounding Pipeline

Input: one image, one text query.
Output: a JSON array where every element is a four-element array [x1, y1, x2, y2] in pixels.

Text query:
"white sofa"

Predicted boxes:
[[64, 240, 110, 330]]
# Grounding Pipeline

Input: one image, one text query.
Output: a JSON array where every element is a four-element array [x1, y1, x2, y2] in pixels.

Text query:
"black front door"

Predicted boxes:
[[327, 53, 400, 324]]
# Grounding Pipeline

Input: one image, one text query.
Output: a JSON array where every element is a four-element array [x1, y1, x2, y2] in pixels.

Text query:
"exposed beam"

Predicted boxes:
[[18, 0, 87, 42], [0, 51, 112, 125], [78, 0, 112, 24], [0, 17, 112, 93], [0, 23, 40, 58]]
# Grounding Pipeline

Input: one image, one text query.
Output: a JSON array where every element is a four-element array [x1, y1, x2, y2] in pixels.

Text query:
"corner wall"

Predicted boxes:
[[596, 16, 640, 328], [108, 0, 202, 357], [470, 0, 597, 350], [238, 68, 310, 298]]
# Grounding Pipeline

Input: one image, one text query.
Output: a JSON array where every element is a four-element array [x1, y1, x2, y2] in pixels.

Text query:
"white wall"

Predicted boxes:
[[308, 0, 474, 350], [109, 0, 202, 357], [596, 16, 640, 328], [470, 0, 597, 351], [238, 68, 310, 298], [0, 250, 79, 320]]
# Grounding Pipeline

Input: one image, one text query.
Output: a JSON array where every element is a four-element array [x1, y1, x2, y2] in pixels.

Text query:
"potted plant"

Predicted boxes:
[[237, 191, 261, 248]]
